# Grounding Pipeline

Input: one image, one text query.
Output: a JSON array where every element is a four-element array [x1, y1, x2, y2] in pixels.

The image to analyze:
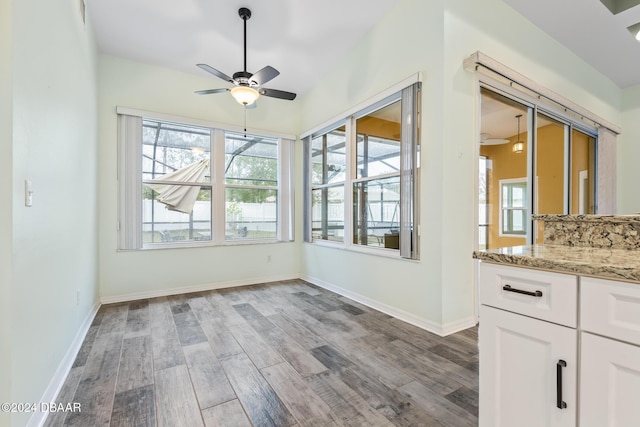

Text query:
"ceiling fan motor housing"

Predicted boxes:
[[232, 71, 255, 86]]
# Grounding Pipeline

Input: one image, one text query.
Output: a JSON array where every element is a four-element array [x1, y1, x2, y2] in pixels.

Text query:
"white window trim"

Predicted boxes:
[[117, 108, 295, 250], [303, 79, 420, 259], [499, 178, 528, 238]]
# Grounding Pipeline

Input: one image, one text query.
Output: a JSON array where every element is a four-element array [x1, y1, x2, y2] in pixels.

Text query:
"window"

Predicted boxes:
[[303, 81, 420, 259], [500, 179, 527, 236], [118, 110, 294, 249], [310, 126, 347, 242]]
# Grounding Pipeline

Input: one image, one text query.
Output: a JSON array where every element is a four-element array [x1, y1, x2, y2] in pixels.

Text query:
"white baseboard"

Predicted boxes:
[[301, 274, 477, 337], [100, 273, 299, 305], [28, 302, 100, 427]]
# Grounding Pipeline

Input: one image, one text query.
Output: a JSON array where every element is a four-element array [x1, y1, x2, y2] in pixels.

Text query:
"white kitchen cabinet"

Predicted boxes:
[[479, 305, 577, 427], [479, 263, 578, 427], [579, 332, 640, 427], [579, 276, 640, 427]]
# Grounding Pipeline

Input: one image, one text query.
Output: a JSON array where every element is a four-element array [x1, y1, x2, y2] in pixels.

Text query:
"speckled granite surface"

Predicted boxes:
[[473, 244, 640, 283], [535, 214, 640, 250]]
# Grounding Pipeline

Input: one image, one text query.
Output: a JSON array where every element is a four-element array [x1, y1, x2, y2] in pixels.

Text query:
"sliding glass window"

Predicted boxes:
[[304, 82, 420, 259]]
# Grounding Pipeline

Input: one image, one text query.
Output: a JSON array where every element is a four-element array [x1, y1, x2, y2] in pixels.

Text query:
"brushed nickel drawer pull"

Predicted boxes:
[[502, 284, 543, 297]]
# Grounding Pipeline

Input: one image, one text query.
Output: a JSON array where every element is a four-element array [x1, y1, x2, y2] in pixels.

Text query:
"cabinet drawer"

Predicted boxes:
[[581, 277, 640, 346], [479, 263, 577, 327]]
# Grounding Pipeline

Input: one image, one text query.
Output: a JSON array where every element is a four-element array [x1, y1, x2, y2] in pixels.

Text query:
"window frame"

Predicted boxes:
[[117, 107, 295, 250], [499, 178, 528, 237], [302, 76, 421, 260]]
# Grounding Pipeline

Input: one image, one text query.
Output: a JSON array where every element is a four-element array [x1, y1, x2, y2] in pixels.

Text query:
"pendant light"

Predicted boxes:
[[513, 114, 524, 154]]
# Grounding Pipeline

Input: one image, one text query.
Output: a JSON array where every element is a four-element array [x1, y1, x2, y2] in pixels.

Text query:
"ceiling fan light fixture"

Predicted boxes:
[[230, 86, 259, 106]]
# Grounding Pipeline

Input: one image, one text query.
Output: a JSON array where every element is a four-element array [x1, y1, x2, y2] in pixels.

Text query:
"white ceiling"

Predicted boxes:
[[88, 0, 401, 97], [504, 0, 640, 89], [88, 0, 639, 137]]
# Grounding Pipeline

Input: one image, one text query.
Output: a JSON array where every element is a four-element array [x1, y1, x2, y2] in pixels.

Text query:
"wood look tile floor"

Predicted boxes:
[[45, 280, 478, 427]]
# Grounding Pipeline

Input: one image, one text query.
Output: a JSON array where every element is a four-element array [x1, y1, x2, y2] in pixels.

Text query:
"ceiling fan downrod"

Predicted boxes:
[[239, 7, 251, 73]]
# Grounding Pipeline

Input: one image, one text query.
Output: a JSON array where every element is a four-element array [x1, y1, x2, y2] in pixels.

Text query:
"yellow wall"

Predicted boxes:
[[480, 135, 528, 248], [570, 130, 595, 214]]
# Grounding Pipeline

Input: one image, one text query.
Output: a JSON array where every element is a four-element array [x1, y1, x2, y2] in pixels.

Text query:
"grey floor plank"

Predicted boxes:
[[266, 313, 327, 350], [261, 362, 334, 427], [124, 300, 150, 338], [397, 380, 478, 427], [43, 367, 84, 427], [110, 384, 156, 427], [199, 319, 244, 359], [258, 325, 328, 377], [65, 331, 123, 426], [149, 298, 185, 370], [55, 282, 479, 427], [116, 335, 153, 393], [220, 352, 296, 427], [183, 342, 236, 410], [228, 322, 284, 369], [155, 365, 204, 427], [202, 400, 252, 427]]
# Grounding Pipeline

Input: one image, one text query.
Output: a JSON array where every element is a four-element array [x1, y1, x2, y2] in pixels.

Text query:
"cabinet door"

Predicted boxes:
[[580, 332, 640, 427], [479, 306, 577, 427]]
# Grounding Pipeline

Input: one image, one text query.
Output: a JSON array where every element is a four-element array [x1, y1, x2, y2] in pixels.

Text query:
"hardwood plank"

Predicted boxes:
[[205, 292, 248, 326], [266, 313, 327, 350], [233, 302, 276, 333], [110, 384, 156, 427], [306, 371, 393, 426], [173, 310, 208, 346], [258, 325, 327, 377], [149, 298, 185, 370], [71, 324, 99, 368], [228, 323, 283, 369], [66, 331, 123, 426], [310, 345, 354, 371], [261, 362, 334, 427], [199, 319, 244, 359], [445, 385, 478, 417], [292, 292, 340, 312], [124, 300, 150, 338], [390, 339, 479, 391], [183, 342, 236, 409], [186, 295, 221, 323], [397, 381, 478, 427], [202, 400, 251, 427], [155, 365, 204, 427], [116, 335, 153, 393], [96, 304, 128, 336], [220, 352, 296, 427], [43, 367, 84, 427]]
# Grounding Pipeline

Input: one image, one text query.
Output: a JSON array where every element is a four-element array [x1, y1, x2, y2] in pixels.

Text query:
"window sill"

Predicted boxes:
[[121, 238, 287, 251], [305, 240, 418, 261]]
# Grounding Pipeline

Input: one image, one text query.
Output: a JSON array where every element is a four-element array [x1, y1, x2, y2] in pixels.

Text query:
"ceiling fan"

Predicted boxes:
[[195, 7, 296, 107]]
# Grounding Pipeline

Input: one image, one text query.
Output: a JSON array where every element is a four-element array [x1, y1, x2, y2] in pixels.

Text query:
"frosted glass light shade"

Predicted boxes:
[[230, 86, 259, 105]]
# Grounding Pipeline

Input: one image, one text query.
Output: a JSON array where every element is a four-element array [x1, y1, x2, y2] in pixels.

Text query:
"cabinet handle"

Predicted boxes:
[[502, 284, 543, 297], [556, 359, 567, 409]]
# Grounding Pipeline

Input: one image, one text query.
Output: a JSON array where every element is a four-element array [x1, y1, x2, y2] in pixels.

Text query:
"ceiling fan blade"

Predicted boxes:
[[195, 88, 229, 95], [251, 66, 280, 86], [258, 87, 297, 101], [196, 64, 234, 83]]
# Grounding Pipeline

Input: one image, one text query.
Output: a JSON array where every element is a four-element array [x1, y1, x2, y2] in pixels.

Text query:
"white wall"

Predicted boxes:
[[299, 0, 623, 333], [620, 84, 640, 214], [98, 55, 302, 300], [10, 0, 99, 425], [0, 0, 13, 425]]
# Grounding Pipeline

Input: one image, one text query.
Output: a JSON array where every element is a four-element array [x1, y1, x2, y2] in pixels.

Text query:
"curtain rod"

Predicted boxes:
[[463, 51, 621, 135]]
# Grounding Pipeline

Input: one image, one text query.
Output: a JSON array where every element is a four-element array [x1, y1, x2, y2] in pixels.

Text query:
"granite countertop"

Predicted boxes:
[[473, 244, 640, 284]]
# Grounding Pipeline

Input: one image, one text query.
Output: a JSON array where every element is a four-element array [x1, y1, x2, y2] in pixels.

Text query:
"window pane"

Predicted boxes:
[[142, 120, 210, 183], [311, 186, 344, 242], [570, 129, 596, 214], [536, 114, 566, 215], [225, 132, 278, 186], [226, 188, 277, 240], [311, 127, 346, 185], [356, 101, 401, 178], [143, 186, 212, 243], [353, 176, 400, 248]]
